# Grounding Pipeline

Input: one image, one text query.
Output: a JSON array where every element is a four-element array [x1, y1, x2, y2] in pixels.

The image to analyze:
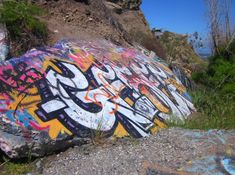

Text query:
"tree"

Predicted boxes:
[[204, 0, 233, 55], [204, 0, 221, 55], [224, 0, 232, 43]]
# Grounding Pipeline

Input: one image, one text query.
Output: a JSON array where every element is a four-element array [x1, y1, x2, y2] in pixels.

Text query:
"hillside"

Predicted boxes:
[[155, 31, 204, 72], [34, 0, 152, 46]]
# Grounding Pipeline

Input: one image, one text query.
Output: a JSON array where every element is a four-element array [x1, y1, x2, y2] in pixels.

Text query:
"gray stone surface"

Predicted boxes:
[[39, 128, 235, 175], [0, 130, 89, 158]]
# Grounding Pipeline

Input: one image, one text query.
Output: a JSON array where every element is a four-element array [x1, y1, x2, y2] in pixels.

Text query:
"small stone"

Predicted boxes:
[[88, 17, 93, 21], [85, 9, 91, 16], [36, 160, 43, 173]]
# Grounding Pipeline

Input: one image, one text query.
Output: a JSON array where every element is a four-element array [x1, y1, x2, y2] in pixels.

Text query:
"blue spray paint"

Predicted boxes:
[[5, 110, 35, 128], [221, 157, 235, 175]]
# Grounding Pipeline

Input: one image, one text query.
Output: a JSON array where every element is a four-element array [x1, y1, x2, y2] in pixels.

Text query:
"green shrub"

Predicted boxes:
[[192, 40, 235, 91], [0, 0, 46, 38], [191, 72, 207, 83], [0, 0, 47, 56]]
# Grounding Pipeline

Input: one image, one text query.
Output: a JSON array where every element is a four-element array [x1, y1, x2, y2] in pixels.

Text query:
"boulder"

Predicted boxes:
[[0, 39, 195, 158]]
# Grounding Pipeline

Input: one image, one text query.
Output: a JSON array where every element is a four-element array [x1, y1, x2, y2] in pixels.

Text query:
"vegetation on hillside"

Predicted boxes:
[[157, 31, 203, 70], [130, 29, 166, 59], [170, 39, 235, 129], [168, 0, 235, 130], [0, 0, 47, 57]]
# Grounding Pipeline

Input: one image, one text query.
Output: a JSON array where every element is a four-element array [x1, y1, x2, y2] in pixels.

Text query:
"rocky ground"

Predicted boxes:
[[30, 128, 235, 175]]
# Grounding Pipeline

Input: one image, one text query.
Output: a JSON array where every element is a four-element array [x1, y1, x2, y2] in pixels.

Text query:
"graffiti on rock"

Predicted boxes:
[[0, 40, 195, 142], [142, 155, 235, 175], [182, 155, 235, 175], [221, 157, 235, 175]]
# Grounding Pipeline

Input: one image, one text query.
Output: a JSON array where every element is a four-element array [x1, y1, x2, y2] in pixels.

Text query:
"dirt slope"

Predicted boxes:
[[34, 0, 152, 47]]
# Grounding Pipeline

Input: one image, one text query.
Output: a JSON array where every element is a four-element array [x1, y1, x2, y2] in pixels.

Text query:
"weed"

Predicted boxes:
[[123, 136, 140, 145], [90, 116, 107, 145], [168, 88, 235, 130], [0, 161, 33, 175], [0, 152, 33, 175]]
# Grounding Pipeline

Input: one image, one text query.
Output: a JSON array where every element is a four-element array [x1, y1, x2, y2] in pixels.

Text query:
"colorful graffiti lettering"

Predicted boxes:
[[0, 40, 195, 141]]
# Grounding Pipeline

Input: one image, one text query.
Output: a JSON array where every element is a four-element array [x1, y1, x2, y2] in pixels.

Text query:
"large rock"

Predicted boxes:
[[0, 39, 195, 158]]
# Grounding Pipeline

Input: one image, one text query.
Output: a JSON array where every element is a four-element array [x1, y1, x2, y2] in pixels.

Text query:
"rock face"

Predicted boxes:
[[0, 130, 87, 159], [0, 39, 195, 158], [34, 0, 153, 51], [107, 0, 142, 10]]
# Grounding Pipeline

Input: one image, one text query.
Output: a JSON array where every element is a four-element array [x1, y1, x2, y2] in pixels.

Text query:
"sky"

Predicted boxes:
[[141, 0, 235, 54]]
